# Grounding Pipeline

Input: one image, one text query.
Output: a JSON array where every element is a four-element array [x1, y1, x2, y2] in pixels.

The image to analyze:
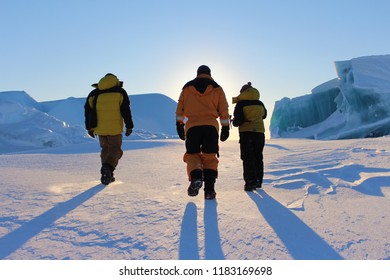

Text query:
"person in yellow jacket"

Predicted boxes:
[[232, 82, 267, 191], [176, 65, 230, 200], [84, 73, 134, 185]]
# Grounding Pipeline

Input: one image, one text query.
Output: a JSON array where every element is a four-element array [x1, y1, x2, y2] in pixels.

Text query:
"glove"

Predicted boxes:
[[125, 128, 132, 137], [220, 126, 229, 142], [176, 122, 185, 140], [88, 130, 95, 138]]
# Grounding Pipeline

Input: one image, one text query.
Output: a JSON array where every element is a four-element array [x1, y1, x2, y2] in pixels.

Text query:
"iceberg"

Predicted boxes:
[[0, 91, 178, 153], [0, 91, 93, 151], [270, 54, 390, 139]]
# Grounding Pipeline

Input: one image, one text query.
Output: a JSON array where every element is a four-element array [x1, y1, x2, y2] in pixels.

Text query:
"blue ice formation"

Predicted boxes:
[[270, 54, 390, 139]]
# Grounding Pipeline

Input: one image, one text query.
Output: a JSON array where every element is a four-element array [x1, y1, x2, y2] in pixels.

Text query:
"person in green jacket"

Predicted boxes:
[[232, 82, 267, 191], [84, 73, 134, 185]]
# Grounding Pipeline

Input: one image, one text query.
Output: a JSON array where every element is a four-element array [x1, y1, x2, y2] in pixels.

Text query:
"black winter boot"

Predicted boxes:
[[100, 163, 114, 185], [188, 169, 203, 196], [204, 169, 217, 200], [244, 180, 257, 192]]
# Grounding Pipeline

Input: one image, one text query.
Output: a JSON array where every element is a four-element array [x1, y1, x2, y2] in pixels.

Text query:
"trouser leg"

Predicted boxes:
[[185, 125, 218, 181], [255, 133, 265, 185], [203, 169, 217, 192], [185, 153, 203, 181], [239, 132, 257, 186], [99, 134, 123, 170]]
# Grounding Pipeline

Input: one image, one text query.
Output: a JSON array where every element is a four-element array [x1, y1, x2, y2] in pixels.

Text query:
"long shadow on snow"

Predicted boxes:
[[0, 184, 106, 259], [179, 201, 225, 260], [179, 202, 200, 260], [247, 190, 343, 260], [204, 200, 224, 260]]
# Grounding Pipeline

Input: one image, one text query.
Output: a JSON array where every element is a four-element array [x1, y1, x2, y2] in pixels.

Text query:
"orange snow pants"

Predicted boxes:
[[184, 125, 219, 180]]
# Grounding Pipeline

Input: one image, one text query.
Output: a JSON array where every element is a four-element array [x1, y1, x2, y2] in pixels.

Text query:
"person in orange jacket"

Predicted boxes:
[[84, 73, 134, 185], [176, 65, 230, 200]]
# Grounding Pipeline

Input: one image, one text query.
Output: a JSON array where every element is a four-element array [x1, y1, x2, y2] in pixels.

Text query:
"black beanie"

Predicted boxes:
[[240, 82, 253, 93], [197, 65, 211, 75]]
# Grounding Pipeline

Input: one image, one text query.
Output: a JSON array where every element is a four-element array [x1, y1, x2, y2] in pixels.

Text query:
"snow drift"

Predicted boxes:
[[0, 91, 177, 153], [270, 54, 390, 140]]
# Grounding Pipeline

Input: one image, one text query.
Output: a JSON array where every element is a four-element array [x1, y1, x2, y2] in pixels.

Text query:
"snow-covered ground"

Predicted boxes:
[[1, 137, 389, 261]]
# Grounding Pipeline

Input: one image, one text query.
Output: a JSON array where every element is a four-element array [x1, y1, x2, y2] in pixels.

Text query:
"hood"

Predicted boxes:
[[232, 87, 260, 104], [97, 74, 121, 90]]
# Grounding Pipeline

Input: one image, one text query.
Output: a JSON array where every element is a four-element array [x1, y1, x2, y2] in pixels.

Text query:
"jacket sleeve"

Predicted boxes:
[[84, 91, 95, 130], [217, 89, 230, 126], [120, 90, 134, 129], [175, 90, 185, 123], [232, 103, 244, 127], [260, 101, 267, 119]]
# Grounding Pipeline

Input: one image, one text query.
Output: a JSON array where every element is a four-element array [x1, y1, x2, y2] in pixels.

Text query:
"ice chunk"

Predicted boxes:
[[270, 55, 390, 140]]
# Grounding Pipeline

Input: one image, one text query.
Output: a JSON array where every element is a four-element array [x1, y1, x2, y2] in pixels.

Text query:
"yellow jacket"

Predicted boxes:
[[84, 74, 134, 135], [232, 87, 267, 133], [176, 74, 230, 133]]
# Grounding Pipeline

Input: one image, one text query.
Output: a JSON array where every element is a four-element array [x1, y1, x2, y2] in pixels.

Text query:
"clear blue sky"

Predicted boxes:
[[2, 0, 390, 136]]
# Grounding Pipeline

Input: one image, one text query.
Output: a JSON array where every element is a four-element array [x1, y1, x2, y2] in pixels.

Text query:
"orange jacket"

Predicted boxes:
[[176, 74, 230, 133]]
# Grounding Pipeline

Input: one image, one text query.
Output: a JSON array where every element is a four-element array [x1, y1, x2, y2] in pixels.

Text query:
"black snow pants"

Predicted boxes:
[[239, 132, 265, 186]]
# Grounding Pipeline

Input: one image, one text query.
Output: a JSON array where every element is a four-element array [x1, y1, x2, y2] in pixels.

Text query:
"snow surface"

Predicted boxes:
[[0, 137, 389, 260], [270, 54, 390, 140]]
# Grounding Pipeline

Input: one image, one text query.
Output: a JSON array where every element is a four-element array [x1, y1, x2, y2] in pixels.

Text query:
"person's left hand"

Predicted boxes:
[[125, 128, 132, 137], [176, 122, 185, 140], [88, 130, 95, 138], [220, 126, 230, 142]]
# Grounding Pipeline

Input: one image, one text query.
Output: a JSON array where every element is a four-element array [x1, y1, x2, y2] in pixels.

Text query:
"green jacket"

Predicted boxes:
[[232, 87, 267, 133]]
